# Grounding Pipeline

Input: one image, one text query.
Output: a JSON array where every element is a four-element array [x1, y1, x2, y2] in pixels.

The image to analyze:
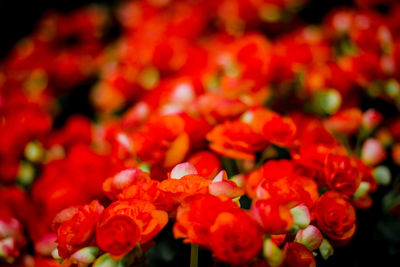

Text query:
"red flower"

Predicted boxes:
[[132, 115, 190, 167], [103, 169, 151, 200], [324, 154, 361, 196], [53, 200, 104, 258], [256, 174, 319, 211], [316, 191, 356, 246], [251, 199, 294, 234], [158, 174, 211, 207], [245, 159, 294, 198], [173, 194, 238, 247], [96, 199, 168, 258], [196, 93, 248, 123], [282, 242, 316, 267], [210, 210, 263, 265], [206, 120, 268, 160], [262, 114, 297, 147]]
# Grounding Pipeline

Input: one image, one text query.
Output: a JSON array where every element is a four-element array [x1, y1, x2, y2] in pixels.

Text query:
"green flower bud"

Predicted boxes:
[[71, 246, 99, 264], [290, 205, 310, 229], [263, 238, 285, 267], [51, 248, 62, 263], [17, 161, 35, 186], [353, 182, 371, 199], [295, 225, 323, 251], [372, 166, 391, 186], [312, 89, 342, 115], [319, 238, 334, 260], [24, 141, 44, 163]]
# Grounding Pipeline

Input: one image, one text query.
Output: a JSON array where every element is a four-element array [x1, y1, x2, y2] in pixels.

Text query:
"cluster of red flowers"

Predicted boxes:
[[1, 0, 400, 266]]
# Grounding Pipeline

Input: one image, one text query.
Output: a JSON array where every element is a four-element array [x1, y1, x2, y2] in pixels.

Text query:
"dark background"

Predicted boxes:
[[1, 0, 399, 266]]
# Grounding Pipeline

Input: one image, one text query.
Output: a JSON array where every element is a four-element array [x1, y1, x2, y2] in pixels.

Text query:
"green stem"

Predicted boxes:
[[190, 243, 199, 267]]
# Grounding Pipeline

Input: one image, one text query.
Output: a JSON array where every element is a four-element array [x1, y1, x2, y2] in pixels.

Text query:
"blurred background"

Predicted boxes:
[[0, 0, 399, 266]]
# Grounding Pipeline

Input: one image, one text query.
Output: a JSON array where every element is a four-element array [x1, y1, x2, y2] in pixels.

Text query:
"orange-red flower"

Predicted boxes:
[[173, 194, 238, 247], [103, 169, 151, 200], [251, 199, 294, 234], [206, 120, 268, 160], [132, 115, 190, 167], [262, 114, 297, 147], [256, 173, 319, 211], [209, 210, 263, 265], [53, 200, 104, 258], [324, 154, 361, 196], [244, 108, 297, 147], [282, 242, 316, 267], [158, 174, 211, 205], [316, 191, 356, 246], [96, 199, 168, 258]]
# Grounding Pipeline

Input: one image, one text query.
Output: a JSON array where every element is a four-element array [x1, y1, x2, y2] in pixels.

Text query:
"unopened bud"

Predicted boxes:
[[0, 237, 18, 260], [353, 182, 371, 199], [295, 225, 323, 251], [312, 89, 342, 115], [362, 109, 382, 130], [34, 234, 57, 256], [361, 138, 386, 166], [71, 246, 99, 264], [93, 253, 120, 267], [17, 161, 35, 186], [319, 238, 334, 260], [290, 205, 310, 229], [51, 248, 62, 263], [372, 165, 391, 186], [0, 218, 23, 240], [263, 238, 285, 267], [24, 141, 44, 163], [138, 163, 150, 173], [385, 79, 400, 98]]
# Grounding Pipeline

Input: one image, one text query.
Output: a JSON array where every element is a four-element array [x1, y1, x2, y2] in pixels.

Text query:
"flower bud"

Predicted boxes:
[[362, 109, 382, 130], [138, 163, 150, 173], [51, 248, 61, 261], [361, 138, 386, 166], [353, 182, 371, 199], [385, 79, 400, 98], [0, 218, 23, 240], [290, 205, 310, 229], [17, 161, 35, 186], [0, 237, 18, 261], [34, 234, 57, 256], [319, 238, 334, 260], [71, 246, 99, 264], [372, 165, 391, 186], [170, 162, 198, 179], [312, 89, 341, 115], [24, 141, 44, 163], [93, 253, 120, 267], [295, 225, 323, 251], [263, 238, 285, 267]]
